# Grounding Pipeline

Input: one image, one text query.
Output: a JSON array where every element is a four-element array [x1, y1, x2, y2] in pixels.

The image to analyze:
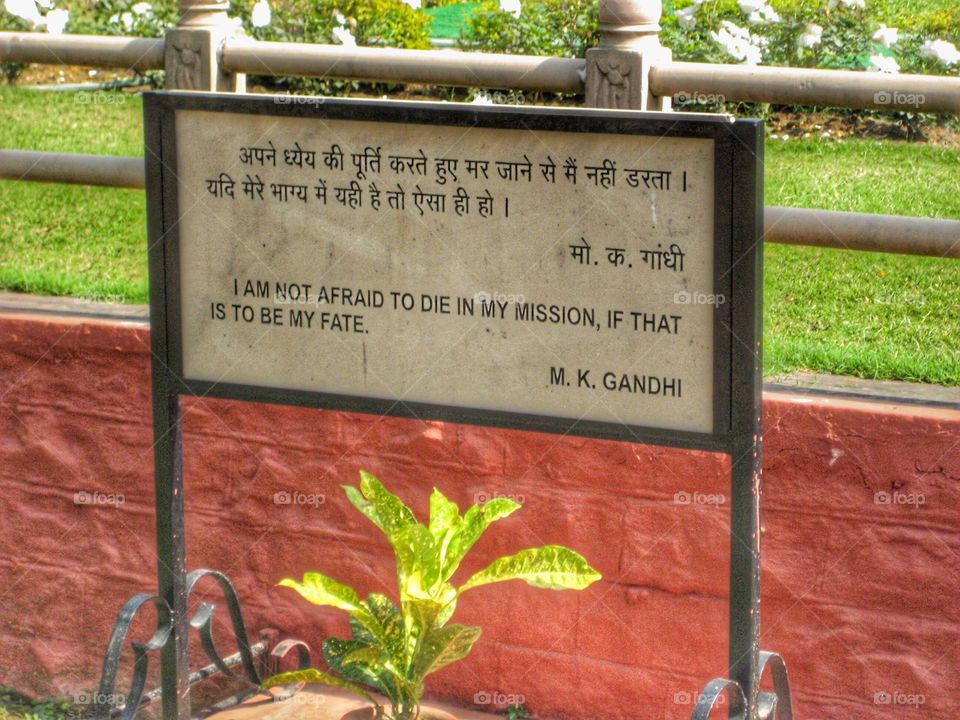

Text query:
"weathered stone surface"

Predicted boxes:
[[0, 314, 958, 719]]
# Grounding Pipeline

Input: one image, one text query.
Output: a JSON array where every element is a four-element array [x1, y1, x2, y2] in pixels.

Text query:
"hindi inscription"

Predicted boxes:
[[173, 107, 718, 433]]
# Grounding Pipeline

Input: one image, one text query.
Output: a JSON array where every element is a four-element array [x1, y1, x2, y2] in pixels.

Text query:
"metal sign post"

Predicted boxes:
[[142, 92, 789, 720]]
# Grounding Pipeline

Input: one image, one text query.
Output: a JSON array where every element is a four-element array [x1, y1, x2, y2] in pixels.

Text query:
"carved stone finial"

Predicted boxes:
[[585, 0, 670, 110], [177, 0, 232, 28], [166, 0, 245, 92], [597, 0, 662, 50]]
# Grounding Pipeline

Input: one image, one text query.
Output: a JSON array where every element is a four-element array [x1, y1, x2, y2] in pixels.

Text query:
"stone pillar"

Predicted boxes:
[[164, 0, 245, 91], [585, 0, 671, 110]]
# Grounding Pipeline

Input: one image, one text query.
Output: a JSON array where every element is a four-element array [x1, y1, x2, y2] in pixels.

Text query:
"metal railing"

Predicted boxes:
[[1, 0, 959, 260], [2, 147, 955, 258]]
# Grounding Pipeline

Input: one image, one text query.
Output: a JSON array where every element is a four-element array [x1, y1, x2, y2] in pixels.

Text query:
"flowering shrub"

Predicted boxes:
[[68, 0, 176, 38], [2, 0, 69, 34], [2, 0, 958, 100], [459, 0, 598, 58], [226, 0, 430, 92], [661, 0, 960, 77]]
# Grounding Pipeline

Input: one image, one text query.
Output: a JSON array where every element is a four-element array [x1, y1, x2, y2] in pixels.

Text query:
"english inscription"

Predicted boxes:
[[174, 108, 717, 433]]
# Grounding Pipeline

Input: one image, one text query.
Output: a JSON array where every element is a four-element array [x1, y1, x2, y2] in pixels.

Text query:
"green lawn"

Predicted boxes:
[[1, 86, 958, 384], [0, 88, 147, 302]]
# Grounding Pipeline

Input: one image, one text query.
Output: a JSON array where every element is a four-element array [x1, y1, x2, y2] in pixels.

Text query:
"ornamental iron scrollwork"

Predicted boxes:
[[185, 569, 262, 686], [757, 651, 793, 720], [95, 569, 312, 720], [95, 594, 172, 720], [689, 651, 793, 720], [690, 678, 747, 720]]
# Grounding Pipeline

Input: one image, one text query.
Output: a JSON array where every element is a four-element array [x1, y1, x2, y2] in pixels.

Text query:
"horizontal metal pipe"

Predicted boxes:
[[766, 206, 960, 259], [651, 62, 960, 115], [0, 31, 163, 71], [0, 150, 145, 189], [2, 151, 956, 259], [222, 39, 586, 94]]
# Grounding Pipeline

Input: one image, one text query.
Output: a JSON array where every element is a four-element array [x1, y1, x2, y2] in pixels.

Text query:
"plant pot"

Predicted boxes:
[[340, 707, 460, 720]]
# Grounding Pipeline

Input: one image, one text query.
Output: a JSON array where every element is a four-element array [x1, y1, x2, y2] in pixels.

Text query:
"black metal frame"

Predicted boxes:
[[133, 92, 791, 720]]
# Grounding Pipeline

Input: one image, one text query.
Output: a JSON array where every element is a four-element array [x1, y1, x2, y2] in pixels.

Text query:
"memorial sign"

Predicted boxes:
[[147, 94, 760, 448], [143, 92, 767, 719]]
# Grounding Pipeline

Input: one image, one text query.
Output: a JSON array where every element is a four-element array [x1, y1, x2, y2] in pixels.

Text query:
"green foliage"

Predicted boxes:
[[0, 14, 29, 82], [229, 0, 430, 94], [506, 705, 530, 720], [459, 0, 598, 58], [661, 0, 960, 76], [265, 471, 601, 720], [0, 688, 82, 720], [67, 0, 177, 39]]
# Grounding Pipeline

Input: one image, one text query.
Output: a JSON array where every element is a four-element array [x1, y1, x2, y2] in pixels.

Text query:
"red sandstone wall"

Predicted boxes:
[[0, 312, 957, 719]]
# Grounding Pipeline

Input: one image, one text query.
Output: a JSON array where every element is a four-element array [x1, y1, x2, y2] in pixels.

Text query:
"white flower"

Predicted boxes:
[[499, 0, 520, 18], [4, 0, 41, 25], [401, 0, 420, 8], [471, 93, 493, 105], [41, 7, 68, 33], [119, 11, 134, 29], [872, 24, 898, 48], [334, 11, 345, 23], [742, 43, 763, 65], [34, 0, 51, 8], [747, 6, 779, 24], [798, 22, 823, 48], [332, 25, 355, 46], [676, 5, 696, 28], [250, 0, 270, 27], [711, 21, 765, 65], [920, 39, 960, 66], [738, 0, 764, 12], [868, 54, 899, 73], [131, 1, 152, 15]]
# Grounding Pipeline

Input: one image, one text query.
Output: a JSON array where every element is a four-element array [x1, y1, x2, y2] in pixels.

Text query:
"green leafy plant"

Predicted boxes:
[[263, 471, 601, 720], [459, 0, 598, 59]]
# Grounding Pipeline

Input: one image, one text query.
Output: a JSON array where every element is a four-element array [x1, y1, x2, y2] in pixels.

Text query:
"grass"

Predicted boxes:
[[763, 138, 960, 385], [0, 86, 958, 384], [0, 88, 148, 302], [0, 688, 83, 720]]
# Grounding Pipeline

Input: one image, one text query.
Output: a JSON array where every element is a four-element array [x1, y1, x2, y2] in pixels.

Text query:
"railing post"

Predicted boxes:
[[164, 0, 245, 91], [585, 0, 671, 110]]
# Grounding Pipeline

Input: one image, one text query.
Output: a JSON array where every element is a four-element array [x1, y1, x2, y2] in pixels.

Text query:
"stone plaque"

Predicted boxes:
[[149, 96, 754, 439]]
